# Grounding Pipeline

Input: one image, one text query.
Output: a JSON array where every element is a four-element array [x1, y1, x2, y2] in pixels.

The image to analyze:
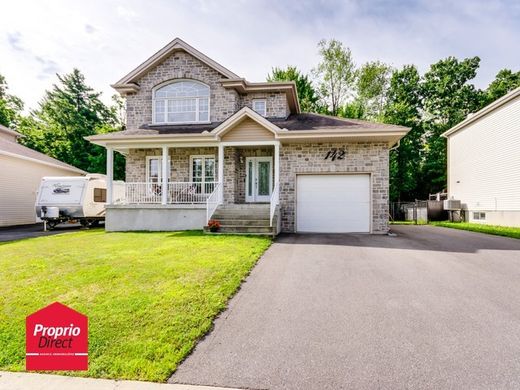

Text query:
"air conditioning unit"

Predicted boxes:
[[443, 199, 461, 210]]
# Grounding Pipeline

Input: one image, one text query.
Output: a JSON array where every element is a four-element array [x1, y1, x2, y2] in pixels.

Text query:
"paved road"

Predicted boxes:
[[0, 223, 84, 242], [170, 226, 520, 390]]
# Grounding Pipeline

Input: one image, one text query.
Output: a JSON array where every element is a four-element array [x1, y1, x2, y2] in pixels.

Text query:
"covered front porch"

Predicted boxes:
[[104, 140, 280, 231]]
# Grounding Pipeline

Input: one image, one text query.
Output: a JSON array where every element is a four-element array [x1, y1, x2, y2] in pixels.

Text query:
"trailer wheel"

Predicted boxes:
[[90, 220, 100, 227], [80, 219, 90, 229], [47, 221, 58, 230]]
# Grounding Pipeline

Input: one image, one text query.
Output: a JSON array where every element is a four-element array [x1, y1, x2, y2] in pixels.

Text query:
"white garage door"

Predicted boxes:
[[296, 174, 370, 233]]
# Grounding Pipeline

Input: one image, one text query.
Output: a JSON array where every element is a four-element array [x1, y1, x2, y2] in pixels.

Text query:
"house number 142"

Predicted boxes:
[[324, 148, 345, 161]]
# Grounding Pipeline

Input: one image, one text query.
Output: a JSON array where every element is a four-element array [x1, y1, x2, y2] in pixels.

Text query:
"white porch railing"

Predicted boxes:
[[269, 181, 279, 227], [206, 182, 223, 222], [125, 182, 162, 204], [124, 182, 217, 204], [168, 182, 217, 204]]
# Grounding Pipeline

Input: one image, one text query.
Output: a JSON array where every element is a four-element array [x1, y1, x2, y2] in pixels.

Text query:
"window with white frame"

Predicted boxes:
[[190, 155, 216, 193], [146, 156, 170, 183], [252, 99, 267, 116], [473, 212, 486, 220], [153, 80, 210, 124]]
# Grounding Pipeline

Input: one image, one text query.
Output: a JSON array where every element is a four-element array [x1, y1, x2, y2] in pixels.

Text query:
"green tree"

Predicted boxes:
[[0, 74, 23, 128], [355, 61, 392, 120], [17, 69, 125, 179], [419, 56, 484, 196], [383, 65, 423, 201], [485, 69, 520, 103], [267, 66, 319, 112], [312, 39, 356, 115]]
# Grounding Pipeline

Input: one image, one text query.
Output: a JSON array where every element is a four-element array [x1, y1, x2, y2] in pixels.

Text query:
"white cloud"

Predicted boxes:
[[0, 0, 518, 112]]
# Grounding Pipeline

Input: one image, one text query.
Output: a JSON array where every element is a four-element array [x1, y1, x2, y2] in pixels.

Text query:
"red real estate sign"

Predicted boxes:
[[26, 302, 88, 371]]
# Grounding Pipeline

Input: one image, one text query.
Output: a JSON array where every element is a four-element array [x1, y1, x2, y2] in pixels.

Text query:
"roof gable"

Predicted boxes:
[[113, 38, 239, 93], [443, 87, 520, 137], [211, 107, 282, 140], [0, 136, 85, 174]]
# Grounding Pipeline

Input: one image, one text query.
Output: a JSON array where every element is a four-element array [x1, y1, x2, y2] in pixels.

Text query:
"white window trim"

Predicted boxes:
[[146, 155, 171, 183], [252, 98, 267, 117], [152, 79, 211, 125], [189, 155, 216, 183]]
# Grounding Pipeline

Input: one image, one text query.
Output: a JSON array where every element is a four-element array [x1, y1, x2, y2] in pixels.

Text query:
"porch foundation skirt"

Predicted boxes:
[[105, 204, 206, 231]]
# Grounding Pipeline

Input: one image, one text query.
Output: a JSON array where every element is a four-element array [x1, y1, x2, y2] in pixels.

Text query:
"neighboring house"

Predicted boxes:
[[0, 124, 85, 227], [442, 87, 520, 227], [87, 38, 409, 234]]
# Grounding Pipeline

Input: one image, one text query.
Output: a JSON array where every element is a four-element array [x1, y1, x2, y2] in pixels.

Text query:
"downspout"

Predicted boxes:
[[389, 139, 400, 151]]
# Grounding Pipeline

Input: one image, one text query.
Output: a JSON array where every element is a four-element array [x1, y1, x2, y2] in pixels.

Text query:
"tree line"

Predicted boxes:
[[0, 70, 125, 179], [1, 39, 519, 198], [268, 39, 519, 201]]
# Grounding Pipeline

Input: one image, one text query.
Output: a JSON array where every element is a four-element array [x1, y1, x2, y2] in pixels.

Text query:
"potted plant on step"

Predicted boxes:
[[208, 220, 221, 233]]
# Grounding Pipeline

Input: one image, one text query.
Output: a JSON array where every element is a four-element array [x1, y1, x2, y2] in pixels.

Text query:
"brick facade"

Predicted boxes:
[[125, 141, 389, 233], [126, 147, 218, 182], [279, 142, 389, 234], [125, 51, 289, 129], [239, 92, 288, 119]]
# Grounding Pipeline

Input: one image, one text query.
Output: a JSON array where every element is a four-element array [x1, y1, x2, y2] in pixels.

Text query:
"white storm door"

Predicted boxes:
[[245, 157, 272, 202]]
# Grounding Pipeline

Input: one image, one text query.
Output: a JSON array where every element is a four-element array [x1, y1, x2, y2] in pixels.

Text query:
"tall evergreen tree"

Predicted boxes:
[[0, 74, 23, 128], [17, 69, 125, 179]]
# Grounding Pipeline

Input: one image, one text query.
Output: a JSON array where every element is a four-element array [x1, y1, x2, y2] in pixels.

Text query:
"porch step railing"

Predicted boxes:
[[206, 182, 223, 222], [269, 181, 280, 227], [124, 182, 217, 204]]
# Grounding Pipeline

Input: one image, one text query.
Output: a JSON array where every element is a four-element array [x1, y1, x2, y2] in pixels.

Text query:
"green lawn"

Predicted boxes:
[[430, 221, 520, 239], [0, 230, 271, 382], [390, 220, 427, 225]]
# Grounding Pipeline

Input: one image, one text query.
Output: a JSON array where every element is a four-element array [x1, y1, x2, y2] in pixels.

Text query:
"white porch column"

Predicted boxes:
[[218, 144, 224, 184], [274, 142, 280, 186], [218, 144, 224, 202], [161, 146, 168, 205], [106, 147, 113, 205]]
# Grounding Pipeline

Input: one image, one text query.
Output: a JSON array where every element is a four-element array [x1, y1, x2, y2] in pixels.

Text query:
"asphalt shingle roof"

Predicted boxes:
[[95, 113, 407, 138], [0, 136, 84, 173]]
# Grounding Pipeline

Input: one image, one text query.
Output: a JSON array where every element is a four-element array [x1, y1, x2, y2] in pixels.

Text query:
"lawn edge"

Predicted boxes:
[[430, 222, 520, 239], [165, 235, 272, 382]]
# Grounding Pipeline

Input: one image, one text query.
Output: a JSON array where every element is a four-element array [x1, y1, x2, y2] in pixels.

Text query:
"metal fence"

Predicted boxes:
[[389, 200, 448, 224]]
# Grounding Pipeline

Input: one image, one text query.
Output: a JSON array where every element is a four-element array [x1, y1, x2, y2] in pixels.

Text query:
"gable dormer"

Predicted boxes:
[[112, 38, 300, 130]]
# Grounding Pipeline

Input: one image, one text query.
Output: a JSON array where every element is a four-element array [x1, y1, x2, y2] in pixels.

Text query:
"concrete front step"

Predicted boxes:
[[207, 204, 273, 235], [216, 219, 271, 227], [204, 226, 274, 234], [211, 212, 270, 218], [218, 203, 270, 210], [211, 215, 270, 221]]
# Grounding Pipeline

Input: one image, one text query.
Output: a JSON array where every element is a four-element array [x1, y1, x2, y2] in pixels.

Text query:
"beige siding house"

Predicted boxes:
[[87, 38, 410, 234], [443, 87, 520, 227], [0, 125, 85, 227]]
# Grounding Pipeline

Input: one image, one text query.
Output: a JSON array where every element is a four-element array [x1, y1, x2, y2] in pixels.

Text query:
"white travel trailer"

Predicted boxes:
[[35, 174, 125, 229]]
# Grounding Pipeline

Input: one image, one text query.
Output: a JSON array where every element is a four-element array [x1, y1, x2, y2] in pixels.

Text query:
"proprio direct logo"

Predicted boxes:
[[26, 302, 88, 371]]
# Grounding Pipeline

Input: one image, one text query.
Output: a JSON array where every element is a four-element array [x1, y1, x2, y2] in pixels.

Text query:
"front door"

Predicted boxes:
[[245, 157, 272, 202]]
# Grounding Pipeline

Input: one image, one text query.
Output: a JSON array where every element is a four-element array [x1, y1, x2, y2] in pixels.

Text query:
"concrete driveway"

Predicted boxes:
[[170, 225, 520, 390]]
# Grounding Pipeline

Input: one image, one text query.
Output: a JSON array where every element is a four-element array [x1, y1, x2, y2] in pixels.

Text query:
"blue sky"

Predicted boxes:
[[1, 0, 519, 111]]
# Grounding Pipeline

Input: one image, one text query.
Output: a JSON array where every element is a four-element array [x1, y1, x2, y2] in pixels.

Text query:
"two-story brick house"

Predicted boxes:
[[87, 38, 409, 234]]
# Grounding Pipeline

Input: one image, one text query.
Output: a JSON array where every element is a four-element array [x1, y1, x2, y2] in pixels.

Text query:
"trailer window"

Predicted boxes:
[[94, 188, 107, 202]]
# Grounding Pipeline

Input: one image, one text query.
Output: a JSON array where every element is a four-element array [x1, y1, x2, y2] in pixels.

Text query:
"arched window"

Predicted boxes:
[[153, 80, 210, 124]]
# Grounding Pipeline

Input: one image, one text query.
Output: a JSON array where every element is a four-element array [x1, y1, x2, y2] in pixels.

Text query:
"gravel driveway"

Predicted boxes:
[[170, 225, 520, 390]]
